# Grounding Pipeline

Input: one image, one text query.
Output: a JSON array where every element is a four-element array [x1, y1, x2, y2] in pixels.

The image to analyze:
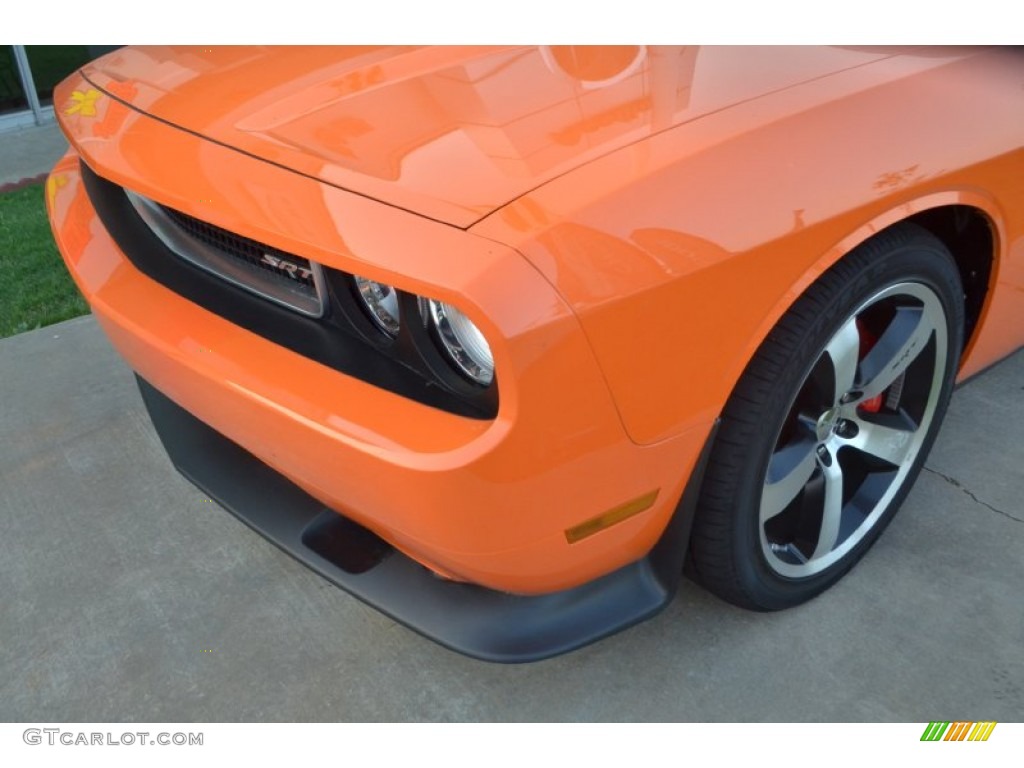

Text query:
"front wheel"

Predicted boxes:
[[689, 223, 965, 610]]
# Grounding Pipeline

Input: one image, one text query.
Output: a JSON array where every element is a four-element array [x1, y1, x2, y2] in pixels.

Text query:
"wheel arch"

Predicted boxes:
[[744, 192, 1002, 396], [904, 204, 997, 367]]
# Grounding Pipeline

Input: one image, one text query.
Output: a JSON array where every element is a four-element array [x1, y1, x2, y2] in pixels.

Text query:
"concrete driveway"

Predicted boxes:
[[2, 315, 1021, 721]]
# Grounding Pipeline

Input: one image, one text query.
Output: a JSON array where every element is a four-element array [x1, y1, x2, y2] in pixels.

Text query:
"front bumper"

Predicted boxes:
[[47, 71, 717, 657]]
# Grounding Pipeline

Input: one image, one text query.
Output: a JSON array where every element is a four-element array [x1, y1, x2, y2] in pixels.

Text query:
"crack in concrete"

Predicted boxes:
[[923, 466, 1024, 524]]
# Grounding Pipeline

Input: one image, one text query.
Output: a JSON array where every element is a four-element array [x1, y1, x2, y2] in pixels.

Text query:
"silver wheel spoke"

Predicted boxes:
[[859, 304, 940, 400], [760, 280, 950, 580], [761, 442, 817, 523], [845, 419, 915, 467], [825, 317, 861, 403], [812, 457, 844, 559]]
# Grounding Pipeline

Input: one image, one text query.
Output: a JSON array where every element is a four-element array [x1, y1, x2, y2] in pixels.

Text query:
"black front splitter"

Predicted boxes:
[[137, 376, 713, 662]]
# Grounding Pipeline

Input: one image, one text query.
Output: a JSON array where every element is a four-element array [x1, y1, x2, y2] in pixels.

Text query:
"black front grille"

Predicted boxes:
[[159, 206, 317, 291], [124, 189, 326, 317]]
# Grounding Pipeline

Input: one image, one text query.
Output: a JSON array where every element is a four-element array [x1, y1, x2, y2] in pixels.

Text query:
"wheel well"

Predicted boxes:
[[902, 205, 995, 356]]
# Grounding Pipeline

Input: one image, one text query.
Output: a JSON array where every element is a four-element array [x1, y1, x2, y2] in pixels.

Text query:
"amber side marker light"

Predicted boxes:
[[565, 490, 660, 544]]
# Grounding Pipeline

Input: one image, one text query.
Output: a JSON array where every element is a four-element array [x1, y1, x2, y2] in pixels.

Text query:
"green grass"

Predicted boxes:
[[0, 182, 89, 338]]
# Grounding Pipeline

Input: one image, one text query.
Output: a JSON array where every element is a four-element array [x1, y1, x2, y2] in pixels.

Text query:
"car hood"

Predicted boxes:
[[82, 45, 893, 228]]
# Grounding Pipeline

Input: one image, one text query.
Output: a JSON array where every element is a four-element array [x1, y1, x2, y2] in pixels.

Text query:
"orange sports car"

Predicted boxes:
[[47, 46, 1024, 661]]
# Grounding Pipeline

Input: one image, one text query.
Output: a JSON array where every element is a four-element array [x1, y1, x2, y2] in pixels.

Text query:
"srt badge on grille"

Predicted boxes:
[[261, 253, 314, 281]]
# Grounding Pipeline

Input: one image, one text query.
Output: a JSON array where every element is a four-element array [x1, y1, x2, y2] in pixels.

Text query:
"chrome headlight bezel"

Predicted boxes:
[[428, 299, 495, 386], [353, 275, 401, 338]]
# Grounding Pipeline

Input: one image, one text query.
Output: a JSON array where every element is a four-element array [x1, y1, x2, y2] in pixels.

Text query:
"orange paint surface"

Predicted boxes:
[[48, 46, 1024, 593]]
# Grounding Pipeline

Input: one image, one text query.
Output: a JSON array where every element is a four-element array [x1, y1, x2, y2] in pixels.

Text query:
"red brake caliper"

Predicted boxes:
[[856, 319, 885, 414]]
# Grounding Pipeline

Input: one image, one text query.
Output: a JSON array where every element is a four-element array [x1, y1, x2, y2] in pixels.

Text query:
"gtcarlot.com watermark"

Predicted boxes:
[[23, 728, 203, 746]]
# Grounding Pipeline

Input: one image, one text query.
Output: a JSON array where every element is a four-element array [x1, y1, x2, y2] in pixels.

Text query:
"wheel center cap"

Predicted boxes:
[[816, 407, 840, 441]]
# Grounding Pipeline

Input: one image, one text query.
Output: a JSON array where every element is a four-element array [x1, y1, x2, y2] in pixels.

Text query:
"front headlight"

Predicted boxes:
[[352, 273, 495, 388], [353, 275, 400, 337], [429, 299, 494, 386]]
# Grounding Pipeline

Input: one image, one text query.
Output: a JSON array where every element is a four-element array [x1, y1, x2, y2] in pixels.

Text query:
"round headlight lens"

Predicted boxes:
[[429, 300, 494, 386], [354, 276, 400, 337]]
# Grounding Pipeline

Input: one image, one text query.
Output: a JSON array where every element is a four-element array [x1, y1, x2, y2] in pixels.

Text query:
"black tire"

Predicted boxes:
[[689, 223, 964, 610]]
